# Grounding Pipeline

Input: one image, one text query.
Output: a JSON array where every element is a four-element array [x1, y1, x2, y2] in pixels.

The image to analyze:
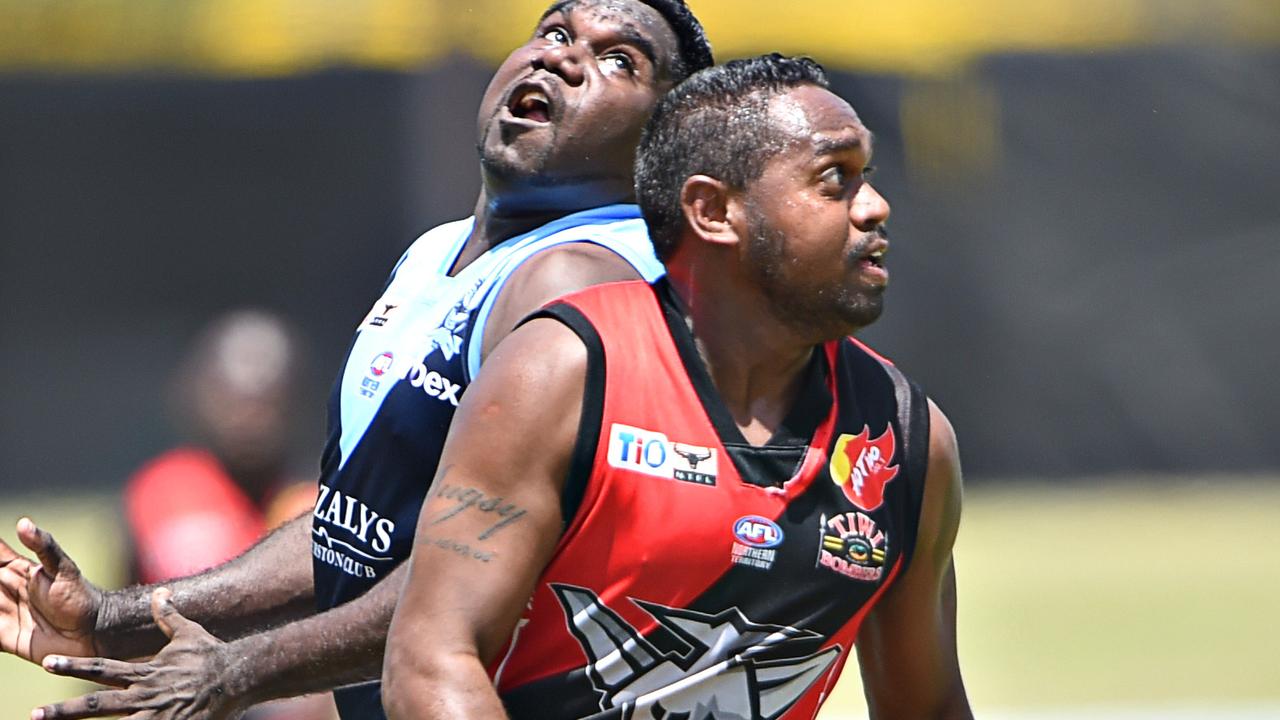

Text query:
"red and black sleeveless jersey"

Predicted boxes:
[[493, 280, 930, 720]]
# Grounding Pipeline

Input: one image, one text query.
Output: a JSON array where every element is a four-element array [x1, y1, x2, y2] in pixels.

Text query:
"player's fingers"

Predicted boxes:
[[32, 689, 131, 720], [17, 519, 77, 579], [42, 654, 144, 688], [0, 561, 31, 596], [149, 589, 198, 639]]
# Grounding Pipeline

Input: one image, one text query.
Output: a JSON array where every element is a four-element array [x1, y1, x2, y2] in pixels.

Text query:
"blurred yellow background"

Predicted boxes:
[[0, 0, 1277, 76]]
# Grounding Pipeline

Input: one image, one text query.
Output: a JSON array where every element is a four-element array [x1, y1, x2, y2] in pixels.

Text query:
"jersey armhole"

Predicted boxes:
[[517, 303, 605, 533], [878, 360, 931, 573]]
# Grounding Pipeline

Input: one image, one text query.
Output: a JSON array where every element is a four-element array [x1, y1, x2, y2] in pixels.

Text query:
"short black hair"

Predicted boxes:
[[540, 0, 714, 83], [635, 54, 829, 261]]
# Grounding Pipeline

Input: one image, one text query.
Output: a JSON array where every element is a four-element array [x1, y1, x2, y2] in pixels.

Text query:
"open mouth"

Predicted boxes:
[[508, 86, 552, 124], [863, 247, 886, 268]]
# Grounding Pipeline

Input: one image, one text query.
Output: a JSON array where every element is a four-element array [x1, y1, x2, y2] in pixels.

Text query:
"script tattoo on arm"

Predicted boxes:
[[425, 483, 528, 540], [413, 484, 533, 564], [414, 535, 496, 563]]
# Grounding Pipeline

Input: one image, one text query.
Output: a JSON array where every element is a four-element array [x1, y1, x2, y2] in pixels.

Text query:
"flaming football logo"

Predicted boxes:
[[829, 424, 899, 511]]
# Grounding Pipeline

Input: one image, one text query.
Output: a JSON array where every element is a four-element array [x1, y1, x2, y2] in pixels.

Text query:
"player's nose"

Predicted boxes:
[[850, 182, 890, 231], [533, 43, 588, 87]]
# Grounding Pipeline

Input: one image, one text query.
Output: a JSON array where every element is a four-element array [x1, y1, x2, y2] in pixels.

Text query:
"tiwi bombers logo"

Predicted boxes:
[[829, 424, 899, 511], [552, 584, 840, 720]]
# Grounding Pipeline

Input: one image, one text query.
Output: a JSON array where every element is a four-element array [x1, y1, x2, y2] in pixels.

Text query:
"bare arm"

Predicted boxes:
[[855, 399, 974, 720], [36, 564, 403, 720], [0, 510, 314, 665], [478, 241, 641, 363], [383, 318, 586, 720], [96, 511, 316, 658]]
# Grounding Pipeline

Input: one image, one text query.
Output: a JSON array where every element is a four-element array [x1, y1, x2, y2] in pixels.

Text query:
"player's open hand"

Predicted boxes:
[[34, 588, 247, 720], [0, 519, 102, 663], [0, 535, 37, 656]]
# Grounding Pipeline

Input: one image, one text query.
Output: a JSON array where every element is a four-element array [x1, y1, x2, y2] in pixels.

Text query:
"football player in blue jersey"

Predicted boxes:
[[0, 2, 712, 719]]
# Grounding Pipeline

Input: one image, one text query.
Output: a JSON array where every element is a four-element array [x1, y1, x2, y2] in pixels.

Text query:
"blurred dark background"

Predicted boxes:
[[1, 0, 1278, 490]]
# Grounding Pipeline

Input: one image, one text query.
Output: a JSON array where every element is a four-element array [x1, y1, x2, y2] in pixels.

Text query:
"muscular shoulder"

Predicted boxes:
[[449, 317, 589, 496], [480, 243, 645, 361]]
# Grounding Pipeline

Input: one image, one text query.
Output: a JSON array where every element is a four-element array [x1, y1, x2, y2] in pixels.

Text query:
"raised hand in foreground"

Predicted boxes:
[[35, 588, 246, 720], [0, 519, 102, 663]]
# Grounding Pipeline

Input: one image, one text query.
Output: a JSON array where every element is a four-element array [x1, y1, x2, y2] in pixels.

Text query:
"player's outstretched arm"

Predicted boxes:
[[383, 317, 586, 720], [855, 399, 974, 720], [0, 510, 315, 666], [34, 565, 403, 720]]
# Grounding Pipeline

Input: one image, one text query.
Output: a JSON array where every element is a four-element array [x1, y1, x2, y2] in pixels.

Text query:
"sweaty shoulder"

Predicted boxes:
[[480, 242, 646, 361]]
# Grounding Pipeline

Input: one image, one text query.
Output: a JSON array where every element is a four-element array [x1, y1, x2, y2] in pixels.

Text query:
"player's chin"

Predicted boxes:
[[836, 293, 885, 331], [479, 141, 549, 183]]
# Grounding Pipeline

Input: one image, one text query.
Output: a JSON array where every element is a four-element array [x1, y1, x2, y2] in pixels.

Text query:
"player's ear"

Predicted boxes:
[[679, 175, 739, 249]]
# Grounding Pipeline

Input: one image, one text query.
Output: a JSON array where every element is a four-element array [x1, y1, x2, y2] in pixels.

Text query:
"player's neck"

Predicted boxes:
[[665, 263, 816, 441], [455, 184, 631, 273]]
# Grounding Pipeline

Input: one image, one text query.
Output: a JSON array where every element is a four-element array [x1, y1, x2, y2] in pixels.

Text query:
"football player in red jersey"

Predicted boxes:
[[384, 55, 973, 720]]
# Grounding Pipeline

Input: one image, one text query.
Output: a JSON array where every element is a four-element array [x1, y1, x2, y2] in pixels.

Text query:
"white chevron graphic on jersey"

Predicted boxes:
[[552, 584, 840, 720]]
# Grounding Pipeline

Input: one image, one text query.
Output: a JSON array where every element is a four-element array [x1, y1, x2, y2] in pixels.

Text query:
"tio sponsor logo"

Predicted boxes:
[[606, 423, 717, 485]]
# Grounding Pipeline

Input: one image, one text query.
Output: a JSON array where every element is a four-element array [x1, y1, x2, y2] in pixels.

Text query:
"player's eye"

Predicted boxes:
[[819, 165, 847, 192], [542, 26, 570, 45], [862, 165, 878, 179], [599, 53, 635, 75]]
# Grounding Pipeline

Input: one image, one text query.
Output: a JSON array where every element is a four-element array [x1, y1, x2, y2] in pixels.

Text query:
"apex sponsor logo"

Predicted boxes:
[[731, 515, 782, 571], [607, 423, 717, 485], [357, 352, 462, 406], [816, 511, 888, 582], [830, 424, 899, 511], [403, 363, 461, 406]]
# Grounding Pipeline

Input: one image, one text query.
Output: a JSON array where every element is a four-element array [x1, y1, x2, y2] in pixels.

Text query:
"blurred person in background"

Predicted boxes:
[[125, 310, 315, 586], [0, 1, 713, 719], [383, 54, 971, 720], [123, 310, 334, 720]]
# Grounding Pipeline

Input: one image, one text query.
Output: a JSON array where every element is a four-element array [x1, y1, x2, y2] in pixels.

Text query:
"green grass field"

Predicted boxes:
[[3, 479, 1278, 718]]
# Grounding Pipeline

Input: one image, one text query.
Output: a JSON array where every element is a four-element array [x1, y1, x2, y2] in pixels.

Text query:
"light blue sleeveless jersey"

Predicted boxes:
[[311, 204, 662, 720]]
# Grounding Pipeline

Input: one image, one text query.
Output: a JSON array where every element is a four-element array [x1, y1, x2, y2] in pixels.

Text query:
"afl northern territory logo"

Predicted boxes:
[[830, 424, 898, 511]]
